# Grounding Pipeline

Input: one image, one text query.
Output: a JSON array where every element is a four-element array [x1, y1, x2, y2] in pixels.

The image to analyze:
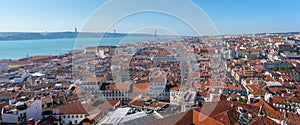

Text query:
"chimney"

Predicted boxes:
[[284, 109, 288, 120], [258, 104, 265, 116], [28, 118, 35, 125], [231, 103, 235, 109]]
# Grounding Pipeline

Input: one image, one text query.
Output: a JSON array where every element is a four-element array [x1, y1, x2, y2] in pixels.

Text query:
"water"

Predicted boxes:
[[0, 36, 181, 59]]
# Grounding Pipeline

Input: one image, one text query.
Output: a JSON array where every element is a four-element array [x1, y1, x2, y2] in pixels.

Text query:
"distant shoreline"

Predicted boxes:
[[0, 32, 186, 41], [0, 36, 186, 60], [1, 31, 299, 41]]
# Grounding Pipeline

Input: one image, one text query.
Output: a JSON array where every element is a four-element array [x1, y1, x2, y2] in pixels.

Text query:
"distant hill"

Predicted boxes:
[[255, 32, 300, 35], [0, 32, 158, 41]]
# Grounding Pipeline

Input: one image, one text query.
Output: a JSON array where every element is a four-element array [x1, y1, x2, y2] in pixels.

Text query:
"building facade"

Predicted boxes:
[[1, 100, 43, 124]]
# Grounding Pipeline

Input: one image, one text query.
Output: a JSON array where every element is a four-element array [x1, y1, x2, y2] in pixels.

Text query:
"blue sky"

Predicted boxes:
[[0, 0, 300, 35]]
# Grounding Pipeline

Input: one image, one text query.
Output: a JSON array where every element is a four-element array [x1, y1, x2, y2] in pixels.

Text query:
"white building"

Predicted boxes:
[[0, 63, 8, 73], [28, 72, 45, 86], [101, 108, 131, 125], [44, 101, 89, 124], [170, 89, 196, 106], [96, 48, 107, 58], [80, 77, 105, 93], [100, 107, 161, 125], [266, 81, 283, 88], [1, 100, 42, 124], [0, 75, 9, 83], [0, 93, 13, 102], [149, 72, 169, 101], [97, 81, 131, 103]]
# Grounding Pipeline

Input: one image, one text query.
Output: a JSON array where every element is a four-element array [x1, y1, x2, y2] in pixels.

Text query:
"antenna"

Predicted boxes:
[[155, 29, 157, 39], [114, 29, 117, 38]]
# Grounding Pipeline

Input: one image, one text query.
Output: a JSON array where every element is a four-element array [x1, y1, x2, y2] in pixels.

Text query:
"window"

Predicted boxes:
[[68, 115, 70, 118], [72, 115, 74, 118]]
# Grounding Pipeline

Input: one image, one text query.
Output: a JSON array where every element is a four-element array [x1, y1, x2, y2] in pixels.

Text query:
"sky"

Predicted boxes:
[[0, 0, 300, 35]]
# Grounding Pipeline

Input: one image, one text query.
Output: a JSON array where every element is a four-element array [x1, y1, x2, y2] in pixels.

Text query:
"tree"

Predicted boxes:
[[274, 66, 295, 71], [238, 98, 247, 103]]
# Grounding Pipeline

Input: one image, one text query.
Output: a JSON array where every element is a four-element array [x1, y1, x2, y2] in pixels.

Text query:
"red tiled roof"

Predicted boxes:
[[145, 110, 194, 125], [97, 100, 120, 111], [228, 94, 241, 99], [84, 77, 103, 82], [246, 84, 266, 96], [193, 110, 225, 125], [268, 88, 287, 94], [147, 100, 279, 125], [198, 90, 210, 97], [41, 97, 52, 105], [249, 116, 279, 125], [35, 115, 59, 125], [128, 99, 145, 107], [289, 96, 300, 103], [55, 101, 88, 114], [132, 83, 149, 94], [272, 96, 287, 104], [209, 109, 239, 125], [106, 81, 131, 91], [227, 84, 242, 90], [148, 102, 166, 109], [251, 99, 278, 111]]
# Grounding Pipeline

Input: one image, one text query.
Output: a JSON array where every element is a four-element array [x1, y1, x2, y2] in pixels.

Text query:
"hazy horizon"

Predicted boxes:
[[1, 0, 300, 35]]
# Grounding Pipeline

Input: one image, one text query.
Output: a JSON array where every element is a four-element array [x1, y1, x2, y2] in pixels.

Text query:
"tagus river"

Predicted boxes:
[[0, 36, 178, 59]]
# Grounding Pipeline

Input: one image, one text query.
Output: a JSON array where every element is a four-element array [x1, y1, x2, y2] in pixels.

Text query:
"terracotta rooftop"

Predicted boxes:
[[148, 102, 166, 109], [268, 88, 287, 94], [249, 116, 279, 125], [146, 100, 293, 125], [132, 83, 149, 94], [288, 96, 300, 103], [84, 76, 103, 82], [100, 81, 131, 91], [35, 115, 59, 125], [251, 99, 278, 111], [96, 100, 120, 111], [246, 84, 266, 96], [128, 98, 145, 107], [272, 96, 287, 104], [55, 101, 88, 114], [227, 84, 243, 90]]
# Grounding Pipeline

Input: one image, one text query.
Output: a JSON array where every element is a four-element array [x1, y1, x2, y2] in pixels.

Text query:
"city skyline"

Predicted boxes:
[[1, 1, 300, 124], [1, 0, 300, 35]]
